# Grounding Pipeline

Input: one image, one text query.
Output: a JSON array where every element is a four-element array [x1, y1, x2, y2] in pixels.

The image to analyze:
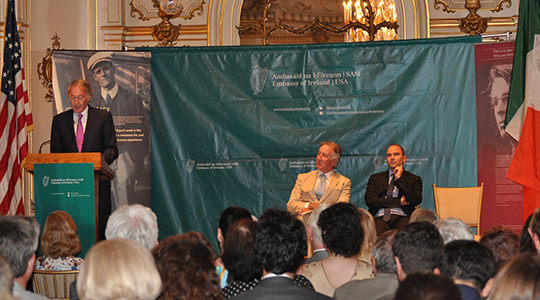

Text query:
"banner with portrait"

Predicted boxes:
[[148, 36, 480, 246], [51, 51, 152, 210], [475, 42, 523, 233]]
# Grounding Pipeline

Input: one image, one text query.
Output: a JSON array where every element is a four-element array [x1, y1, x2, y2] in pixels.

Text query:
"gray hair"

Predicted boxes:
[[434, 217, 474, 244], [410, 208, 440, 224], [308, 203, 331, 246], [105, 205, 159, 250], [372, 230, 397, 274], [0, 254, 14, 300], [0, 216, 40, 277]]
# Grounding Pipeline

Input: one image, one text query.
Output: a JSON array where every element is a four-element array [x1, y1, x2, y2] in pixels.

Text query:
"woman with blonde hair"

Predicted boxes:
[[35, 210, 83, 270], [357, 208, 377, 262], [77, 238, 162, 300], [487, 253, 540, 300]]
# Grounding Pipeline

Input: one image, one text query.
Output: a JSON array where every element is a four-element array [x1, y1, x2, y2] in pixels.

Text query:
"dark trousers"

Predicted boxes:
[[97, 180, 112, 241], [375, 215, 409, 236]]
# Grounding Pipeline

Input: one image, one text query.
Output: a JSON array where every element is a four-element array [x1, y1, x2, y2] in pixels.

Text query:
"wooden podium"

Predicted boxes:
[[25, 153, 114, 248]]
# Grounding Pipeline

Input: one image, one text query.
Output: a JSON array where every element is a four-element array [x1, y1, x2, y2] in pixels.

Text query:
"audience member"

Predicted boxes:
[[480, 225, 519, 271], [305, 203, 330, 264], [527, 207, 540, 254], [216, 206, 252, 288], [358, 207, 377, 262], [299, 203, 372, 297], [231, 209, 330, 300], [153, 232, 223, 300], [440, 240, 496, 300], [434, 217, 474, 244], [409, 208, 440, 223], [0, 216, 47, 300], [487, 253, 540, 300], [105, 204, 159, 250], [392, 222, 444, 281], [394, 273, 462, 300], [77, 238, 161, 300], [334, 230, 398, 300], [520, 213, 536, 253], [35, 211, 83, 270], [221, 219, 313, 298], [0, 254, 16, 300]]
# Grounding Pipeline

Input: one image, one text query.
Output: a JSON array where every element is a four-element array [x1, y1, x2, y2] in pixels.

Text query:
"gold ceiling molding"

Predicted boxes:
[[36, 33, 61, 103], [129, 0, 205, 21], [490, 0, 511, 12], [434, 0, 457, 13]]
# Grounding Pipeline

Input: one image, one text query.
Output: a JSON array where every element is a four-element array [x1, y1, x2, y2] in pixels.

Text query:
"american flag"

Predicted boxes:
[[0, 0, 32, 215]]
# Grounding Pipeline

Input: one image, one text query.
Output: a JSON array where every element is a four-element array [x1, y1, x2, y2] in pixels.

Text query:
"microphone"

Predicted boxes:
[[39, 120, 75, 153]]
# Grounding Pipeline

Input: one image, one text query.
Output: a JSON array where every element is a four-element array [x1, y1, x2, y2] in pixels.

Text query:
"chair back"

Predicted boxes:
[[32, 269, 79, 300], [433, 183, 483, 233]]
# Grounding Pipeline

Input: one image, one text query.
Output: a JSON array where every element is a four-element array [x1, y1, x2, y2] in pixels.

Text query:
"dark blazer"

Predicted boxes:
[[51, 106, 118, 164], [365, 170, 422, 217], [230, 277, 330, 300]]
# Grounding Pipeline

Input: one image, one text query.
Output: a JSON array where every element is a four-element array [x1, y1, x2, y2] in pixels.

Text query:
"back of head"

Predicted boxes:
[[41, 210, 81, 258], [318, 202, 363, 258], [488, 253, 540, 300], [152, 232, 222, 300], [440, 240, 496, 291], [0, 216, 40, 277], [409, 209, 440, 223], [105, 204, 158, 250], [308, 202, 330, 247], [372, 230, 397, 275], [222, 219, 262, 282], [480, 225, 519, 271], [255, 209, 306, 274], [529, 207, 540, 253], [520, 213, 536, 254], [0, 254, 14, 300], [358, 207, 377, 261], [434, 217, 474, 244], [78, 238, 162, 300], [392, 222, 444, 275], [394, 273, 462, 300], [218, 206, 251, 241]]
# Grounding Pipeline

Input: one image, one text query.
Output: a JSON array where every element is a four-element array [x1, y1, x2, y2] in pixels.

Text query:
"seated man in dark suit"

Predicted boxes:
[[230, 209, 330, 300], [51, 79, 118, 241], [365, 144, 422, 235]]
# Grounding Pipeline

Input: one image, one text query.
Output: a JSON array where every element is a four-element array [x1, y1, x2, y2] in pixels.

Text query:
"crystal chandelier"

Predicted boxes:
[[343, 0, 398, 42]]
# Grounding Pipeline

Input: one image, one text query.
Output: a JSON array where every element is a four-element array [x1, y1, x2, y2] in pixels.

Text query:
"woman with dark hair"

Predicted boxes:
[[35, 211, 83, 270], [221, 219, 314, 298], [153, 232, 223, 300], [215, 206, 252, 288], [487, 253, 540, 300], [299, 202, 372, 297]]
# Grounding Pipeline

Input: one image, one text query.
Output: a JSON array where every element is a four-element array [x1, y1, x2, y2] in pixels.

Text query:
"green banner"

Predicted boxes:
[[34, 163, 95, 257], [148, 36, 480, 248]]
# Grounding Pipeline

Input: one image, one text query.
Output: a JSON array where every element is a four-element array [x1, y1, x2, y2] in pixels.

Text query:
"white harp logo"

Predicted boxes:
[[250, 65, 268, 95]]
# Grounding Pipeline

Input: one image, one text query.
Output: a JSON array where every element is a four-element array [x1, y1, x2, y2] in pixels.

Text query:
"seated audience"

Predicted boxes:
[[480, 225, 519, 271], [440, 240, 496, 300], [527, 207, 540, 254], [0, 254, 16, 300], [487, 253, 540, 300], [153, 232, 223, 300], [305, 203, 330, 264], [0, 216, 48, 300], [230, 209, 330, 300], [105, 204, 159, 250], [334, 230, 398, 300], [357, 207, 377, 262], [221, 219, 313, 298], [216, 206, 252, 288], [394, 273, 462, 300], [35, 211, 83, 270], [520, 213, 536, 253], [77, 238, 161, 300], [434, 217, 474, 244], [409, 208, 440, 223], [299, 203, 372, 297]]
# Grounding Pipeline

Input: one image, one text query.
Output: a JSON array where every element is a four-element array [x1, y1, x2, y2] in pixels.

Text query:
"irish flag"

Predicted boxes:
[[505, 0, 540, 219]]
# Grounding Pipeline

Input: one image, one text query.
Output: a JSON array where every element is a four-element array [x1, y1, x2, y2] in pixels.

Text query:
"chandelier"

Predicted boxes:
[[343, 0, 398, 42]]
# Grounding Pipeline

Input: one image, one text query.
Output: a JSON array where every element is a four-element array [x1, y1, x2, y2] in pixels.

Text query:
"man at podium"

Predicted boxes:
[[50, 79, 118, 241]]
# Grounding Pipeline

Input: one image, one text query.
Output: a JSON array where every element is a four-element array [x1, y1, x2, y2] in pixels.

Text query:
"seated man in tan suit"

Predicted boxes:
[[287, 141, 351, 224]]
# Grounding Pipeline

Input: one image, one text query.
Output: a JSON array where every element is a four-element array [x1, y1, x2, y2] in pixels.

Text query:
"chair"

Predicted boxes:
[[32, 269, 79, 300], [433, 183, 484, 234]]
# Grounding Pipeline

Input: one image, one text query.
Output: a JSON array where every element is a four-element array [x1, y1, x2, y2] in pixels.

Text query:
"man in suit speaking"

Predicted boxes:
[[287, 141, 351, 224], [51, 79, 118, 240]]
